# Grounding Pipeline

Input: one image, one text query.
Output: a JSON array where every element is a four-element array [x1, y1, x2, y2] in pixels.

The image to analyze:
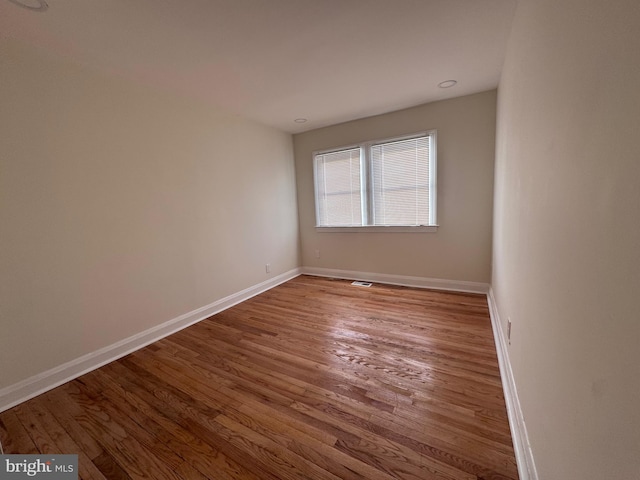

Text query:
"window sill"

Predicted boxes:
[[315, 225, 438, 233]]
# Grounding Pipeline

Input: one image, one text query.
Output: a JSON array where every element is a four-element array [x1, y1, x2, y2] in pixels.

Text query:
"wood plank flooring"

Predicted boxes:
[[0, 275, 519, 479]]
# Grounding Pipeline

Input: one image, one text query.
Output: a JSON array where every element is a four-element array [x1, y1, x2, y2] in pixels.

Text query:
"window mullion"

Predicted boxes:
[[361, 143, 373, 226]]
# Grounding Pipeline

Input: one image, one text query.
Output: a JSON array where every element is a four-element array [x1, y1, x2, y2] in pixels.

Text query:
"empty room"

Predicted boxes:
[[1, 1, 639, 479]]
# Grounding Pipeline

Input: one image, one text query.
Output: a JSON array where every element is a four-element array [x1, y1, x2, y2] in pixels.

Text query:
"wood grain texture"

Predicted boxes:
[[0, 275, 518, 479]]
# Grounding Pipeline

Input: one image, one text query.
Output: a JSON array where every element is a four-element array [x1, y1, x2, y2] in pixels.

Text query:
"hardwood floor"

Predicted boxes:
[[0, 275, 518, 479]]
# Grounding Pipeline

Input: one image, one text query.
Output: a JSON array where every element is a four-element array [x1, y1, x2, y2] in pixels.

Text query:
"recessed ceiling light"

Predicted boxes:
[[438, 80, 457, 88], [7, 0, 48, 11], [294, 118, 308, 124]]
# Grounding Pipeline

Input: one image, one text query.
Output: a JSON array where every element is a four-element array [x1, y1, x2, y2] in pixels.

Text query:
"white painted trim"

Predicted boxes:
[[301, 267, 489, 294], [487, 287, 539, 480], [0, 268, 302, 413], [315, 225, 438, 233]]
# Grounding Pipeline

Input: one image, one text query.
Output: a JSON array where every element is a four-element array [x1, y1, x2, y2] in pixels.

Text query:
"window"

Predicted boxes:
[[315, 147, 363, 226], [314, 131, 437, 230]]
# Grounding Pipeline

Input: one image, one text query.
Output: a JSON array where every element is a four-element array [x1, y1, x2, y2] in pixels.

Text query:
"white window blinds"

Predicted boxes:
[[371, 136, 431, 226], [315, 148, 363, 226], [313, 131, 436, 228]]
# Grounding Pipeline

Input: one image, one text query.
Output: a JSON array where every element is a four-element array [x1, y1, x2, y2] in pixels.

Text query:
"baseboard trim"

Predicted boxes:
[[0, 268, 301, 413], [301, 267, 489, 294], [487, 287, 539, 480]]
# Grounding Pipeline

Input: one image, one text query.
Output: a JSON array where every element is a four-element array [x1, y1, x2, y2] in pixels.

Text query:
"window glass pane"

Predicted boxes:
[[315, 148, 362, 226], [371, 136, 430, 226]]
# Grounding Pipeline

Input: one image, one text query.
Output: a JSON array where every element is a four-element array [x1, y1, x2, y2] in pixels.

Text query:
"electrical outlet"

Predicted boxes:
[[315, 249, 320, 258], [265, 264, 271, 273], [507, 318, 512, 344]]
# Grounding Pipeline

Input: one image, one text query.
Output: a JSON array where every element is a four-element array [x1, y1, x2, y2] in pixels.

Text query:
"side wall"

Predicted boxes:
[[0, 39, 300, 389], [294, 91, 497, 283], [493, 0, 640, 478]]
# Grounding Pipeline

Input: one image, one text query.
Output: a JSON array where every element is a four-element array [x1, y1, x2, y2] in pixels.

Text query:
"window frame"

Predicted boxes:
[[313, 130, 438, 233]]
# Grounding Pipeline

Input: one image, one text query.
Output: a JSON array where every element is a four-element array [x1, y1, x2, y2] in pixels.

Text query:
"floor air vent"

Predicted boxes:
[[351, 281, 373, 287]]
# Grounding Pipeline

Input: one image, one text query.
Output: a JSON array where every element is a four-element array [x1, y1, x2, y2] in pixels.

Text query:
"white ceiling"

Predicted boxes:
[[0, 0, 516, 133]]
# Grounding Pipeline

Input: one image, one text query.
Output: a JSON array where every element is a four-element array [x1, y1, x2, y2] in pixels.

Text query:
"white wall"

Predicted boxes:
[[493, 0, 640, 478], [0, 39, 300, 389], [294, 91, 497, 283]]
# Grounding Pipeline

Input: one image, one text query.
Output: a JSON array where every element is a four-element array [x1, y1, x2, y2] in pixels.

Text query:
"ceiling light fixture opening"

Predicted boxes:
[[7, 0, 48, 11], [294, 118, 308, 124], [438, 80, 457, 88]]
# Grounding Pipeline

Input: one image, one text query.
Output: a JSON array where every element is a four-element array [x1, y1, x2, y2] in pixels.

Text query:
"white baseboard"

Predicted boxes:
[[487, 287, 539, 480], [0, 268, 301, 413], [301, 267, 489, 294]]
